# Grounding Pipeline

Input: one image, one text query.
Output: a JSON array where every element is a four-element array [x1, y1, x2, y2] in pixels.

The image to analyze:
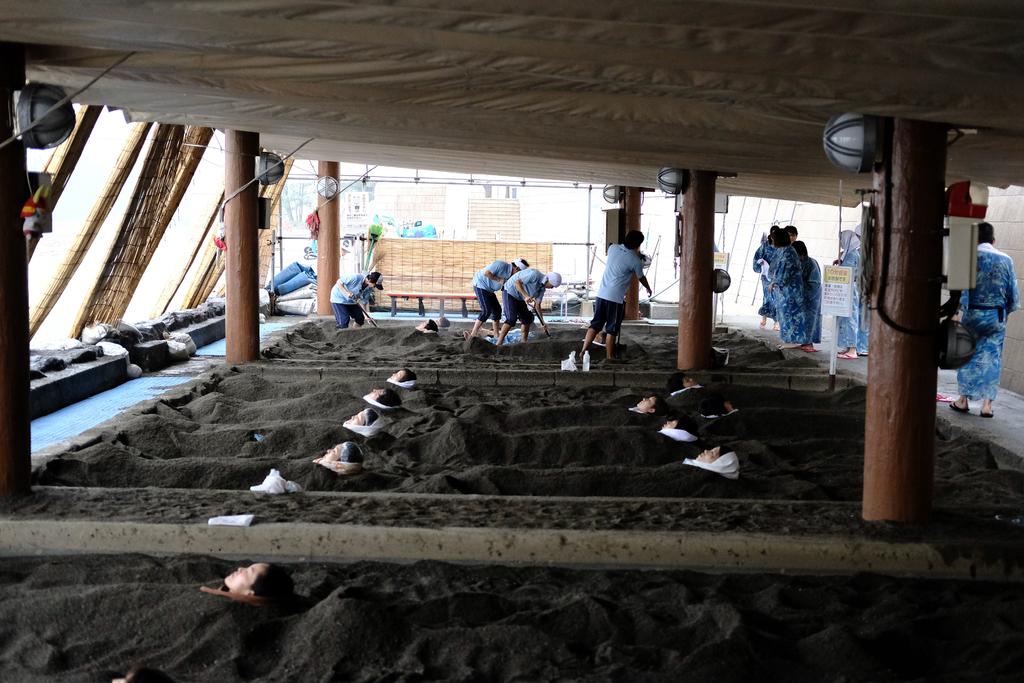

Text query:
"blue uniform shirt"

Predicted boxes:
[[331, 273, 373, 304], [597, 244, 645, 303], [504, 268, 547, 302], [472, 260, 512, 292]]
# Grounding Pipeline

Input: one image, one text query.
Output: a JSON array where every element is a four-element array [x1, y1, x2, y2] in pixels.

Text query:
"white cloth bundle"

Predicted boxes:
[[659, 427, 698, 443], [560, 351, 578, 372], [249, 468, 302, 494], [208, 514, 255, 527], [683, 451, 739, 480], [344, 420, 384, 437], [387, 379, 416, 389], [363, 394, 396, 410]]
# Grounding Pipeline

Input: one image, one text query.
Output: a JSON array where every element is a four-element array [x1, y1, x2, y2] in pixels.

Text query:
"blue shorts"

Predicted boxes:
[[502, 291, 534, 327], [474, 287, 501, 322], [332, 302, 365, 329], [589, 297, 624, 335]]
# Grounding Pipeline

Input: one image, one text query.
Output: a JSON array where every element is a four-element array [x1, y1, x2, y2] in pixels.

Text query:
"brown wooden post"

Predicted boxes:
[[677, 171, 716, 370], [316, 160, 341, 316], [623, 186, 643, 320], [863, 119, 947, 522], [224, 130, 260, 363], [0, 44, 31, 496]]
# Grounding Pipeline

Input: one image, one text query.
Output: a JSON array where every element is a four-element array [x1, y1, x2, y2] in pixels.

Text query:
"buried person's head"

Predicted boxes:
[[388, 368, 417, 386], [416, 319, 439, 333], [348, 408, 380, 427], [696, 446, 724, 464], [315, 441, 365, 475], [222, 563, 294, 599], [662, 414, 698, 434], [112, 667, 176, 683], [366, 387, 402, 409], [699, 393, 735, 418], [634, 394, 668, 415], [666, 372, 700, 393]]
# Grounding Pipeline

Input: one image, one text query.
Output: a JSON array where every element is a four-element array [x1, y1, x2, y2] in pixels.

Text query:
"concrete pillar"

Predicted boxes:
[[224, 130, 260, 364], [863, 119, 947, 522], [0, 44, 31, 496], [316, 160, 341, 316], [677, 171, 716, 370], [623, 187, 643, 320]]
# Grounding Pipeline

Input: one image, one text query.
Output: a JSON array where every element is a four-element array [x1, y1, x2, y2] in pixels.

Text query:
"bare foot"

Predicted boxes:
[[759, 317, 767, 329], [778, 343, 801, 350], [772, 323, 780, 331], [462, 330, 472, 341]]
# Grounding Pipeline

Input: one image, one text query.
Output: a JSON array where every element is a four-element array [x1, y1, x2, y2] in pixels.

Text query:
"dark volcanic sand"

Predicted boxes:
[[1, 554, 1023, 682], [261, 320, 819, 370]]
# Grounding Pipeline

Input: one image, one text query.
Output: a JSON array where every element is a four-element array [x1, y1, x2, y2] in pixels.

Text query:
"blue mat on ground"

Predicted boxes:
[[196, 322, 296, 356], [31, 376, 193, 453]]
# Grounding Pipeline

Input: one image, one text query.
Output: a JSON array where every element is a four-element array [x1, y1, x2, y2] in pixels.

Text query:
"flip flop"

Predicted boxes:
[[981, 411, 994, 418], [950, 402, 969, 414], [837, 352, 858, 360], [799, 344, 818, 353]]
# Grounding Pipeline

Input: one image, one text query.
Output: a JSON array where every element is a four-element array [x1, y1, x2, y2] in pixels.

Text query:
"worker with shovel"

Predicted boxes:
[[495, 268, 561, 345], [330, 271, 384, 329]]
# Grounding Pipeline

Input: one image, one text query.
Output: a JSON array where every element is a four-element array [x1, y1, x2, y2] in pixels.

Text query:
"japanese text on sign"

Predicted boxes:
[[822, 265, 853, 317]]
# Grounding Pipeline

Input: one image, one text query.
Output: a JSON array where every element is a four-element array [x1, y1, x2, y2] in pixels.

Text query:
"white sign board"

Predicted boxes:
[[713, 252, 729, 269], [822, 265, 853, 317]]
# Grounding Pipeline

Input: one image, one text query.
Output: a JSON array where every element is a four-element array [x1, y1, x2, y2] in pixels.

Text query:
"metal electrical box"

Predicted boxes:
[[945, 217, 978, 290], [603, 208, 624, 253]]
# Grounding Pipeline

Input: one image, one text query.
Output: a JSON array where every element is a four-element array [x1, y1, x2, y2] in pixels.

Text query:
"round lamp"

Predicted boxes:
[[257, 151, 285, 185], [936, 318, 976, 369], [712, 268, 731, 293], [657, 167, 689, 195], [823, 113, 880, 173], [602, 185, 623, 204], [16, 83, 75, 149]]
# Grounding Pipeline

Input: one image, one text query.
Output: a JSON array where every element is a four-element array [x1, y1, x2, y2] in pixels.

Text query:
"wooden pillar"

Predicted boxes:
[[623, 186, 643, 320], [316, 160, 341, 316], [224, 130, 260, 364], [677, 171, 716, 370], [863, 119, 947, 522], [0, 44, 31, 496]]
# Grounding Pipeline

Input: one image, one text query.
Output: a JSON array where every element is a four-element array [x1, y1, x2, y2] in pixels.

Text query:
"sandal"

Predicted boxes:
[[950, 401, 969, 414], [799, 344, 818, 353], [837, 352, 858, 360]]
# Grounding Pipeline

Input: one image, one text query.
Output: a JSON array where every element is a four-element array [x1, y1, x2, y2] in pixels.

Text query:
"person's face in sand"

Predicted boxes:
[[683, 377, 698, 389], [635, 395, 665, 414], [320, 443, 343, 462], [696, 447, 722, 464], [663, 418, 680, 430], [223, 563, 270, 596], [348, 408, 379, 426], [389, 369, 412, 383], [416, 320, 438, 334]]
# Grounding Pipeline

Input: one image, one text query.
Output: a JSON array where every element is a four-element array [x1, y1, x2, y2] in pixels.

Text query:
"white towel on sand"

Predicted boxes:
[[388, 379, 416, 389], [669, 385, 702, 396], [363, 395, 396, 410], [344, 420, 384, 438], [208, 514, 255, 527], [249, 468, 302, 494], [683, 451, 739, 480], [659, 427, 698, 443]]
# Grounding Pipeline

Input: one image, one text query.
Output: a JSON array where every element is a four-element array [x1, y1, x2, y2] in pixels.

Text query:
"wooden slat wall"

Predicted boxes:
[[374, 238, 552, 311]]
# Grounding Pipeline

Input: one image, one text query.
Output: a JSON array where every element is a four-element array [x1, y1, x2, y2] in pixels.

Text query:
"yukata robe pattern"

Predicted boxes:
[[801, 257, 822, 344], [836, 249, 861, 349], [753, 242, 776, 319], [770, 246, 806, 344], [956, 247, 1021, 400]]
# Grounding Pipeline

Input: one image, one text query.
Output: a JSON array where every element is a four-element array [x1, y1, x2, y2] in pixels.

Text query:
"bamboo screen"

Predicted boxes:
[[373, 238, 553, 312]]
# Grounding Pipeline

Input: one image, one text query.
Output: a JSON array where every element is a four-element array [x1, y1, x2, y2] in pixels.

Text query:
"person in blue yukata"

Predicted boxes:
[[951, 222, 1020, 418], [465, 257, 529, 340], [579, 231, 652, 362], [768, 228, 806, 349], [752, 226, 779, 330], [833, 229, 863, 359], [330, 271, 383, 329], [496, 268, 562, 345], [792, 240, 821, 352]]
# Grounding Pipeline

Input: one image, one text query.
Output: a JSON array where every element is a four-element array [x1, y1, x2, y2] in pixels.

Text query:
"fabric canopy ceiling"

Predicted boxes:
[[4, 1, 1024, 205]]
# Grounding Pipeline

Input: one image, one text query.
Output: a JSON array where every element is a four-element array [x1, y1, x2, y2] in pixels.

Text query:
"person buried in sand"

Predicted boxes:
[[364, 387, 402, 410], [579, 230, 652, 365], [344, 407, 384, 437], [496, 268, 562, 345], [699, 393, 736, 418], [200, 563, 295, 604], [630, 393, 668, 415], [314, 441, 365, 475], [388, 368, 417, 388], [112, 667, 176, 683], [466, 257, 529, 340], [415, 319, 439, 334], [666, 371, 701, 395], [330, 270, 384, 329]]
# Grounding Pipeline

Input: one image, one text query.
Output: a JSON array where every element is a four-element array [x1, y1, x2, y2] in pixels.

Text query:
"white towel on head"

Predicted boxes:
[[208, 514, 255, 527], [388, 379, 416, 389], [683, 451, 739, 480], [669, 385, 702, 396], [363, 394, 396, 410], [344, 420, 384, 438], [659, 427, 698, 443], [628, 406, 650, 414], [249, 468, 302, 494]]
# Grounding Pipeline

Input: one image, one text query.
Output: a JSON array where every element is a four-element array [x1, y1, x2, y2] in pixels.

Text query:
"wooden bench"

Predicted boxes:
[[386, 292, 476, 318]]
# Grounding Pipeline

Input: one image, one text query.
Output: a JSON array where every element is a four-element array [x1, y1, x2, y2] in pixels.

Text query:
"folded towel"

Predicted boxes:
[[208, 514, 255, 527], [344, 421, 384, 438], [659, 427, 698, 443], [249, 468, 302, 494], [560, 352, 578, 372], [683, 451, 739, 480], [388, 379, 416, 389], [363, 395, 396, 410]]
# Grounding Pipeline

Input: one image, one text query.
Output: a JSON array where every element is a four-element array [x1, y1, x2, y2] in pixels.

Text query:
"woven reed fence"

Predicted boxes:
[[29, 122, 152, 338], [70, 124, 213, 336], [374, 239, 553, 311], [151, 190, 222, 317]]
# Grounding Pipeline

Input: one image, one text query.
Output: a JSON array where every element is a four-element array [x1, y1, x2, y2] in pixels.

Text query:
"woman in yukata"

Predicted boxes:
[[752, 226, 780, 329], [792, 240, 822, 352], [834, 229, 863, 359], [768, 229, 806, 350]]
